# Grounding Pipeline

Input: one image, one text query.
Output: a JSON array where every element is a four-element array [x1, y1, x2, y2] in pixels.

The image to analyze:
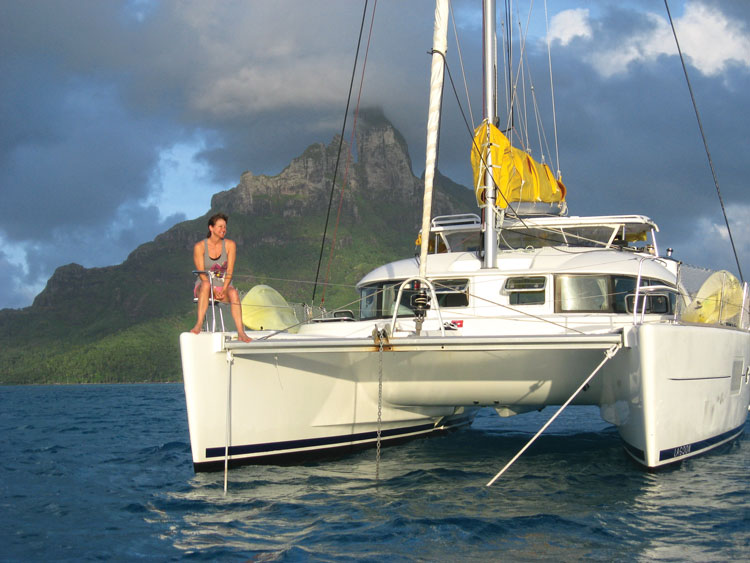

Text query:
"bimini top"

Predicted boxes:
[[498, 214, 658, 251], [424, 213, 659, 254]]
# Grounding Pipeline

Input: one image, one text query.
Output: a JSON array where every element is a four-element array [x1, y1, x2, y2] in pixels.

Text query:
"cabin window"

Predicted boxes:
[[556, 275, 610, 312], [504, 276, 546, 305], [612, 276, 636, 313], [433, 279, 470, 307], [359, 285, 381, 319], [359, 278, 470, 320], [499, 226, 619, 250], [556, 274, 676, 314], [612, 276, 674, 314], [442, 232, 481, 253]]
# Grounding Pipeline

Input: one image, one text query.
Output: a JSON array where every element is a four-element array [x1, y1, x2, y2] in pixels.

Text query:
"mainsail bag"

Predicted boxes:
[[471, 120, 566, 209]]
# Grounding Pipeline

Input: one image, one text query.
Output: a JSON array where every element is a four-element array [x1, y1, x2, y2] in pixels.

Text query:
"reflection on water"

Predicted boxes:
[[155, 407, 749, 561], [1, 385, 746, 561], [631, 442, 748, 562]]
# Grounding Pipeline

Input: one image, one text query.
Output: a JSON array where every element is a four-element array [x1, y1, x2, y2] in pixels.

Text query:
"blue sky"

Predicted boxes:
[[1, 0, 749, 309]]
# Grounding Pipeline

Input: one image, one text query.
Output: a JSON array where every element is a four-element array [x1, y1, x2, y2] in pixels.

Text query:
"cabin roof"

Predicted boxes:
[[356, 247, 675, 288]]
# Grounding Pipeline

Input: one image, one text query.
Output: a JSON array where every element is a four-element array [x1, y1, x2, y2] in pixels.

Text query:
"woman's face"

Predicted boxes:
[[209, 219, 227, 239]]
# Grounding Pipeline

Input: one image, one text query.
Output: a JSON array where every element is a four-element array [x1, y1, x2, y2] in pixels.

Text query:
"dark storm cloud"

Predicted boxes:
[[0, 1, 748, 309]]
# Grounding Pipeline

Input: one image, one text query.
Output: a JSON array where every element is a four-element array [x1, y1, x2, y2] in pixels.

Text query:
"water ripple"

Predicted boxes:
[[0, 385, 747, 561]]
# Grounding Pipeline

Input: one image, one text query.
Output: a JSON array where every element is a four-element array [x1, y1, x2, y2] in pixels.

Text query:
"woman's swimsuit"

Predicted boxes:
[[194, 239, 231, 296]]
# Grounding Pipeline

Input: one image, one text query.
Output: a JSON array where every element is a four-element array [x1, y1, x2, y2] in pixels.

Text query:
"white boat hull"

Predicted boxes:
[[181, 331, 480, 471], [604, 324, 750, 467], [181, 322, 749, 472]]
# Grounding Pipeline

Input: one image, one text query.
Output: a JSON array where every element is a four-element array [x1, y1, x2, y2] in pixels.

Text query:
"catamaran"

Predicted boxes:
[[180, 1, 750, 476]]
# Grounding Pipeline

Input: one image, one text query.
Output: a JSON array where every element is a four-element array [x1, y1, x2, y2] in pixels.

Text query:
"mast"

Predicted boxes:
[[482, 0, 498, 269], [419, 0, 449, 279]]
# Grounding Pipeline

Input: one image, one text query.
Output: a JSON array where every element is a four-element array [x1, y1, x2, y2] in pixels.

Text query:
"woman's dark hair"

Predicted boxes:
[[206, 213, 228, 238]]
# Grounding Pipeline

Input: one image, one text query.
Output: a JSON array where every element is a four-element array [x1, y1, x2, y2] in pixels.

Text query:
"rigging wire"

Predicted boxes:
[[311, 0, 370, 304], [503, 0, 513, 127], [663, 0, 743, 282], [543, 0, 561, 178], [319, 0, 378, 306], [449, 0, 475, 129]]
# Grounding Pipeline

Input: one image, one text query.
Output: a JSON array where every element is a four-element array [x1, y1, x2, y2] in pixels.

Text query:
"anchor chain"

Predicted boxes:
[[376, 330, 384, 480]]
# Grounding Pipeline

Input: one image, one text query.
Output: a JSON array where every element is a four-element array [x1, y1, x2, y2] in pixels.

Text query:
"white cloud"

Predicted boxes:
[[557, 2, 750, 78], [170, 1, 360, 117], [676, 2, 750, 76], [589, 12, 674, 78], [193, 59, 351, 116], [547, 8, 592, 46]]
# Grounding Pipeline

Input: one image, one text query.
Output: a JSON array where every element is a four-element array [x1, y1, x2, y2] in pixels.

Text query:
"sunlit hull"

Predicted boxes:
[[181, 321, 750, 472], [603, 324, 750, 467]]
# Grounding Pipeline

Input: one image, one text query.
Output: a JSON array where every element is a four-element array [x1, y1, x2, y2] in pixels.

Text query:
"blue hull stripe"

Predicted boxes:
[[621, 423, 746, 465], [206, 416, 473, 459], [658, 423, 745, 462]]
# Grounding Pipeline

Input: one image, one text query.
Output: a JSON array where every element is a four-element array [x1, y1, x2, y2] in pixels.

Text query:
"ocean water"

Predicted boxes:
[[1, 384, 747, 561]]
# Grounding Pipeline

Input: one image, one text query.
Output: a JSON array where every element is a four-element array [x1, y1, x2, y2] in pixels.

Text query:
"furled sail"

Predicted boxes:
[[471, 120, 566, 212]]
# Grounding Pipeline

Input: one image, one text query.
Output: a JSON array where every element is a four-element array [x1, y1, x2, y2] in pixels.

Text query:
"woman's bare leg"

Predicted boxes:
[[226, 287, 251, 342], [191, 281, 210, 334]]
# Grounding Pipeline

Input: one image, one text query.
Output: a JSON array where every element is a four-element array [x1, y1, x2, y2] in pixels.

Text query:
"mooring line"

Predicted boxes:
[[375, 329, 385, 481], [486, 343, 622, 487], [224, 350, 234, 495]]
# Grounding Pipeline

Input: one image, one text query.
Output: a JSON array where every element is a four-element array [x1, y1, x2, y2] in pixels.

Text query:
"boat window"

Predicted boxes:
[[612, 276, 637, 314], [504, 276, 546, 305], [433, 279, 470, 307], [612, 276, 676, 314], [557, 274, 676, 314], [359, 281, 417, 320], [627, 293, 671, 315], [359, 279, 469, 320], [499, 226, 618, 250], [359, 285, 380, 320], [381, 282, 416, 318], [442, 231, 481, 253], [556, 275, 611, 312]]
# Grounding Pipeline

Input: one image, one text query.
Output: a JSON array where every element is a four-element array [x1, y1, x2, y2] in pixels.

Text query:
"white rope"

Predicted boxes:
[[375, 329, 385, 480], [224, 350, 234, 495], [486, 343, 622, 486]]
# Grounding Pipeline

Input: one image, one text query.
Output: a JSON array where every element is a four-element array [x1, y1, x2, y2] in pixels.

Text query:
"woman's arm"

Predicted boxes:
[[223, 239, 237, 287], [193, 241, 207, 282]]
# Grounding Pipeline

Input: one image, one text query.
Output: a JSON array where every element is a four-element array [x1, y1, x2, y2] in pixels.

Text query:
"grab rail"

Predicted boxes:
[[389, 277, 445, 336], [632, 256, 677, 326]]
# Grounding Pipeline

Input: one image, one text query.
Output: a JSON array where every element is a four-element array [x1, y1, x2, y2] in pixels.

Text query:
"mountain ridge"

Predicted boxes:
[[0, 109, 476, 383]]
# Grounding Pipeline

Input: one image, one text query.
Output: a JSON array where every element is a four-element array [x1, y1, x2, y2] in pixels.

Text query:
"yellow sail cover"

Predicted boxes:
[[471, 120, 566, 208]]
